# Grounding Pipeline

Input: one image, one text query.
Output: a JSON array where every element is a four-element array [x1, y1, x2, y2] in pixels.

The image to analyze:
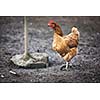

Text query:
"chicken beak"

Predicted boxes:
[[48, 23, 50, 27]]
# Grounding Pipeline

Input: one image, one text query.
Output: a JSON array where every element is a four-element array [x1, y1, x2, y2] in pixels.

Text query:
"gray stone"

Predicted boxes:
[[10, 53, 49, 68]]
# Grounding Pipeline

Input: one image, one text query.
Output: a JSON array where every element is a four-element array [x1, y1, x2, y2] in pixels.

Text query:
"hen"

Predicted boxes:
[[48, 20, 80, 70]]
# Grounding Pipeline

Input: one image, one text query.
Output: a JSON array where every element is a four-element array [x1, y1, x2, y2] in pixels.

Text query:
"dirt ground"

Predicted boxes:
[[0, 16, 100, 83]]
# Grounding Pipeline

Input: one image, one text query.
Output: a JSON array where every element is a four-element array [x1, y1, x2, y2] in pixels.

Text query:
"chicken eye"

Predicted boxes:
[[52, 23, 56, 28]]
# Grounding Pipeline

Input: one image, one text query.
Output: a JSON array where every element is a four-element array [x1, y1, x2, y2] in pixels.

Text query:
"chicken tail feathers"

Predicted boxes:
[[71, 27, 80, 38], [71, 27, 78, 33]]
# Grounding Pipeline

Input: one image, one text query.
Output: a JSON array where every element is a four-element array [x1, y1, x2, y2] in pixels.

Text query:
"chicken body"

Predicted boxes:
[[48, 20, 80, 70], [53, 27, 79, 61]]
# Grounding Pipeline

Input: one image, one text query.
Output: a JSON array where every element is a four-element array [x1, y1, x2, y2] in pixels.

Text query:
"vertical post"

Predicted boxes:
[[24, 16, 28, 56]]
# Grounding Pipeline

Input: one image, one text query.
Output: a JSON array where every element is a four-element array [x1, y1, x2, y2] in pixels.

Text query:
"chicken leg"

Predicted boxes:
[[60, 47, 77, 71], [66, 61, 69, 69]]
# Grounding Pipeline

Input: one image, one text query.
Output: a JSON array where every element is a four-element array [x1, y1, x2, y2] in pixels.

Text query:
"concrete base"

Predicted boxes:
[[10, 53, 49, 68]]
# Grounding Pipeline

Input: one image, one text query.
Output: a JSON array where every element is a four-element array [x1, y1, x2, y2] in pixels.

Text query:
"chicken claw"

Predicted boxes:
[[60, 62, 69, 71]]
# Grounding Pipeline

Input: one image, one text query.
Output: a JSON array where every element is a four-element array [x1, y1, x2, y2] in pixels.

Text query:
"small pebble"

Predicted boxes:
[[1, 75, 4, 78], [97, 33, 100, 35], [9, 70, 17, 75], [9, 70, 20, 77], [30, 79, 33, 82], [30, 23, 33, 25]]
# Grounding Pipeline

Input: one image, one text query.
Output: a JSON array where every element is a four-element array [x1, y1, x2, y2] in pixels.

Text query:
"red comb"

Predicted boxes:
[[49, 20, 54, 23]]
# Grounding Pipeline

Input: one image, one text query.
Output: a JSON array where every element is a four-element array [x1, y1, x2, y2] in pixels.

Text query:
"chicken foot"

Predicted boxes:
[[60, 61, 69, 71]]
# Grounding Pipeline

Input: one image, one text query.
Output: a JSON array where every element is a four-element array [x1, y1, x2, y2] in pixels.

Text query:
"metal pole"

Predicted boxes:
[[24, 16, 28, 56]]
